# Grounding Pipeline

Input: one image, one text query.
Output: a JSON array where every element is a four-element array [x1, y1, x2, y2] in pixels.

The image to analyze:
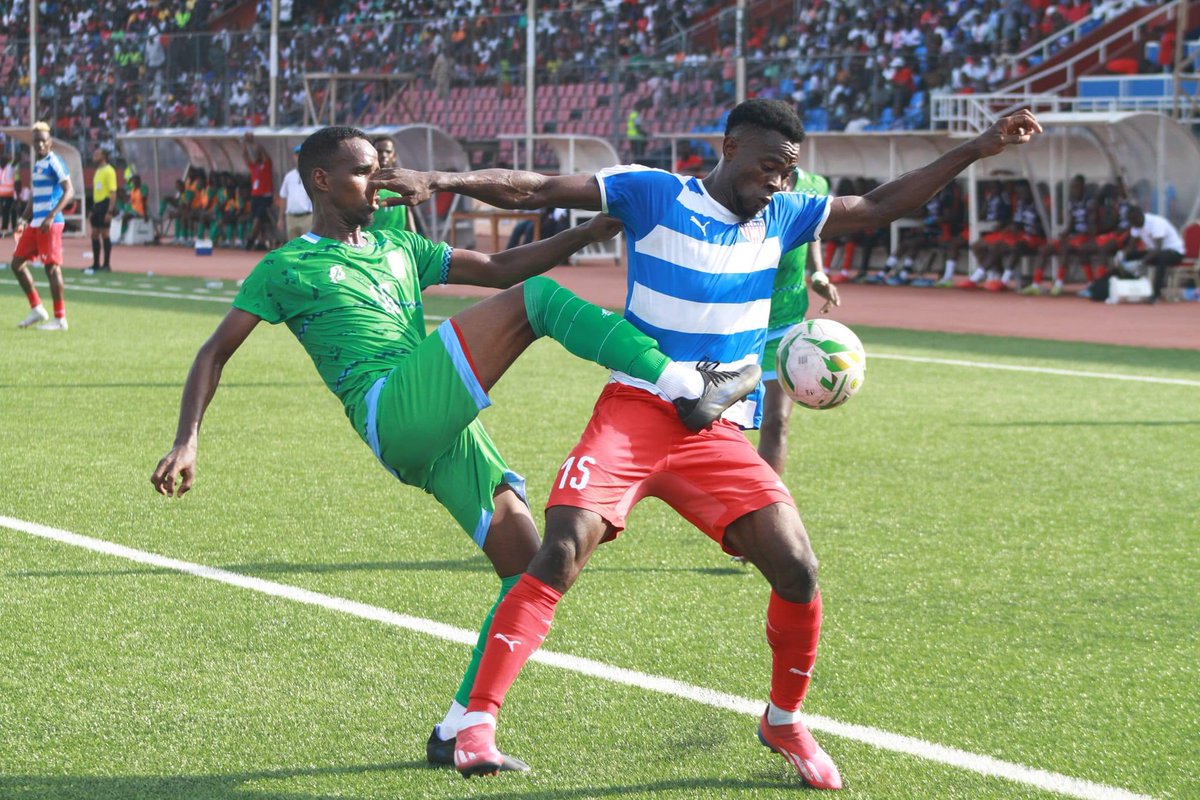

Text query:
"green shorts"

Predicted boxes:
[[363, 320, 525, 547], [761, 326, 796, 383]]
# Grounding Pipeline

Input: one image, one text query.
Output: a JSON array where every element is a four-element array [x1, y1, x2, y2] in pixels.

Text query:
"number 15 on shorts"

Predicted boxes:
[[557, 455, 595, 490]]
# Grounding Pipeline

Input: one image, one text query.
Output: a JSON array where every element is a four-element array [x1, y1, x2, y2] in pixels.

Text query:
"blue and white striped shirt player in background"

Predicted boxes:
[[598, 163, 829, 429], [370, 99, 1043, 789], [11, 121, 75, 331], [30, 143, 70, 228]]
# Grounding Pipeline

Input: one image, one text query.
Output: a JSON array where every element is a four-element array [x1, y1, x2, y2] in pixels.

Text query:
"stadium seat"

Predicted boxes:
[[1166, 221, 1200, 299]]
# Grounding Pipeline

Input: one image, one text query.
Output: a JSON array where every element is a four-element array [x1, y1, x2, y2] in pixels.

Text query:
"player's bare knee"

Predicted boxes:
[[772, 550, 819, 603], [531, 508, 604, 590]]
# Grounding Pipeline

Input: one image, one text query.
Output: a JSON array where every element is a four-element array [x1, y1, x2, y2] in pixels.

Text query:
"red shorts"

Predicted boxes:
[[13, 222, 65, 265], [1017, 233, 1046, 249], [1058, 233, 1091, 251], [1094, 230, 1129, 248], [981, 229, 1020, 246], [547, 383, 794, 555]]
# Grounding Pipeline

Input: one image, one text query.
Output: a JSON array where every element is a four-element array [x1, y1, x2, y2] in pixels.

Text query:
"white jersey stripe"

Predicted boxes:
[[629, 283, 771, 335], [637, 224, 783, 274]]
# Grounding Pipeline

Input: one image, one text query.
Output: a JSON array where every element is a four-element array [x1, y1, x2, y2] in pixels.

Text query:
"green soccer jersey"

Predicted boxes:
[[232, 229, 449, 437], [769, 168, 830, 331], [366, 189, 410, 234]]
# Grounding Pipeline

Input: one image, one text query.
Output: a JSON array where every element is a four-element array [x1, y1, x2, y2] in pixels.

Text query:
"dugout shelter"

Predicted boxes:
[[498, 133, 622, 262], [662, 111, 1200, 256], [116, 125, 469, 242], [0, 127, 87, 236]]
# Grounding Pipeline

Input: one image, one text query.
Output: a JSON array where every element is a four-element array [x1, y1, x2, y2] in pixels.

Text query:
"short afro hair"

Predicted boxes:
[[724, 99, 806, 143], [298, 126, 370, 197]]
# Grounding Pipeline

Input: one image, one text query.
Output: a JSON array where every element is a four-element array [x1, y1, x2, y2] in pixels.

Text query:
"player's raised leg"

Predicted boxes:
[[450, 275, 760, 431], [724, 503, 842, 790]]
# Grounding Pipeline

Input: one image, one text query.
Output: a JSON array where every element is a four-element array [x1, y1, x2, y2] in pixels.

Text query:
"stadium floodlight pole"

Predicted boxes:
[[269, 0, 279, 127], [734, 0, 745, 105], [29, 0, 37, 127], [1171, 0, 1186, 122], [524, 0, 535, 170]]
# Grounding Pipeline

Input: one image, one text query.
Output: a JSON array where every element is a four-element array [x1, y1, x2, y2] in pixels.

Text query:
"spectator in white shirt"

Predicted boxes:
[[1122, 206, 1184, 303], [277, 145, 312, 240]]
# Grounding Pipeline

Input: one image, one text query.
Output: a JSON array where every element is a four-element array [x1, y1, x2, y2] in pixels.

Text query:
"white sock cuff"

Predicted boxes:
[[460, 711, 497, 730], [436, 700, 468, 739], [766, 701, 805, 726], [657, 361, 703, 400]]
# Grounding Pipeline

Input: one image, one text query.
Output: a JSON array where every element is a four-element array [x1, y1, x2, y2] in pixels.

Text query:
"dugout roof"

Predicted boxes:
[[116, 125, 469, 240], [497, 134, 620, 176], [663, 111, 1200, 243], [0, 127, 87, 236], [496, 134, 622, 262]]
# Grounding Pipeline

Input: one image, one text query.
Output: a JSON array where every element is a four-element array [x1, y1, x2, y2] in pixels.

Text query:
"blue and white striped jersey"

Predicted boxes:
[[598, 165, 831, 429], [31, 152, 70, 226]]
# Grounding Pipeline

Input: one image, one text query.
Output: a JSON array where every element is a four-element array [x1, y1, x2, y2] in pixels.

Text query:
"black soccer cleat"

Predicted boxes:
[[672, 361, 762, 431], [426, 727, 530, 772]]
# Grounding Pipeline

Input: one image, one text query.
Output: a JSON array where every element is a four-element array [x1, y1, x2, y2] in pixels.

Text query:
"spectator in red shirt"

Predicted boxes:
[[241, 131, 277, 251], [1062, 0, 1092, 25], [674, 142, 705, 175]]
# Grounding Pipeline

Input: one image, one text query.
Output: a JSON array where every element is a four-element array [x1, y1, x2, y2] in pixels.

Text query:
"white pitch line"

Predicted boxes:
[[0, 515, 1151, 800], [871, 353, 1200, 387], [61, 283, 236, 304]]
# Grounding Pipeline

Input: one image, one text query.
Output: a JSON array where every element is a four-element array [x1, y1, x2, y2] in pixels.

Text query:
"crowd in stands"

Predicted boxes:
[[1, 0, 1180, 158]]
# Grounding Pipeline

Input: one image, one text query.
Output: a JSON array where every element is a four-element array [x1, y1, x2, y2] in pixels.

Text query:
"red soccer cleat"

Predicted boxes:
[[954, 278, 979, 290], [453, 717, 505, 778], [982, 278, 1008, 292], [758, 709, 843, 790]]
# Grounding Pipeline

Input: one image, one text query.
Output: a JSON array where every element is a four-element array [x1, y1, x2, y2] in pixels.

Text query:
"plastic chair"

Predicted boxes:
[[1166, 221, 1200, 299]]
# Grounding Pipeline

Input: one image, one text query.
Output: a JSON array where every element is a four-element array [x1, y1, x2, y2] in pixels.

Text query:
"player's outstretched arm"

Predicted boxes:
[[369, 169, 603, 212], [822, 109, 1042, 240], [151, 309, 261, 497], [446, 214, 622, 288]]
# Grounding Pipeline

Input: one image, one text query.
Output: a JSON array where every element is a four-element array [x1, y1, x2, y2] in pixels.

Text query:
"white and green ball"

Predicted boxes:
[[776, 319, 866, 409]]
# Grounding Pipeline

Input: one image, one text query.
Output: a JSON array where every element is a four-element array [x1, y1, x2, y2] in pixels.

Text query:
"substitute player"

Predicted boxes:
[[1029, 174, 1096, 295], [367, 135, 414, 235], [372, 100, 1043, 789], [10, 121, 74, 331], [150, 126, 757, 770], [758, 165, 839, 476]]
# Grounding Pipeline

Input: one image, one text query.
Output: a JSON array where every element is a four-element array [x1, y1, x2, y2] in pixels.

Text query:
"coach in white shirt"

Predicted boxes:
[[277, 145, 313, 240], [1124, 206, 1184, 303]]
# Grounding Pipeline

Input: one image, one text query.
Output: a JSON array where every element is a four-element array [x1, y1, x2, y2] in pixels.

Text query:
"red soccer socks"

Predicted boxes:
[[467, 573, 562, 717], [766, 589, 822, 711]]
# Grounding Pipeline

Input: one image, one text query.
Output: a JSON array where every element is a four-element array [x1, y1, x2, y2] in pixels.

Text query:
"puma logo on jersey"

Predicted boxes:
[[690, 215, 710, 235], [789, 666, 814, 677], [494, 633, 522, 651], [329, 265, 346, 283]]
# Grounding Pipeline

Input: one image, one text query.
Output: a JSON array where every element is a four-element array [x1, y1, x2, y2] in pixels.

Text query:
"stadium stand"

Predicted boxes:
[[1, 0, 1188, 159]]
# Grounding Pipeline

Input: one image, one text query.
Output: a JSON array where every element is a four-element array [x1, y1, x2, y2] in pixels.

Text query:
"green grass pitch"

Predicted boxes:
[[1, 274, 1197, 799]]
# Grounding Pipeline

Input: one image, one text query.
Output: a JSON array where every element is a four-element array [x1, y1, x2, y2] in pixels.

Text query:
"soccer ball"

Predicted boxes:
[[776, 319, 866, 409]]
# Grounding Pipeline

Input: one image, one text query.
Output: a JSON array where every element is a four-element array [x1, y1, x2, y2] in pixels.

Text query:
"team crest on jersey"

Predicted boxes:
[[740, 219, 766, 244], [329, 265, 346, 283]]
